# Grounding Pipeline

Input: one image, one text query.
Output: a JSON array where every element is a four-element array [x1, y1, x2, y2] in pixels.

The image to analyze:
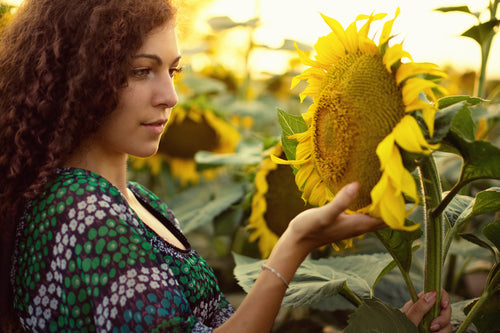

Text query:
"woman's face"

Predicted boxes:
[[91, 23, 180, 159]]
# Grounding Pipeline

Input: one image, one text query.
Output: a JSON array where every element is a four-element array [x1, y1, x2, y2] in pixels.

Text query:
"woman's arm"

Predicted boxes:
[[215, 182, 386, 332]]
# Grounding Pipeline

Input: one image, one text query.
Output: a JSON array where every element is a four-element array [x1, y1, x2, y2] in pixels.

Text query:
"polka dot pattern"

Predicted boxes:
[[12, 168, 234, 332]]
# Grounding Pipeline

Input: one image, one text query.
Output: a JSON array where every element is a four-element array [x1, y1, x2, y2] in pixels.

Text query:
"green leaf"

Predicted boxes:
[[483, 219, 500, 255], [375, 224, 423, 273], [438, 96, 483, 109], [195, 139, 263, 167], [207, 16, 259, 31], [168, 181, 244, 234], [277, 108, 308, 162], [181, 73, 227, 95], [447, 132, 500, 183], [434, 5, 472, 14], [464, 289, 500, 333], [458, 233, 497, 262], [462, 20, 500, 46], [431, 97, 480, 147], [233, 252, 393, 308], [344, 298, 418, 333], [447, 187, 500, 230], [443, 194, 474, 227]]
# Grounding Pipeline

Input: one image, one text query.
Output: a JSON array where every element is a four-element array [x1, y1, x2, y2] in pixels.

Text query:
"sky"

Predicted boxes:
[[201, 0, 500, 78], [5, 0, 500, 78]]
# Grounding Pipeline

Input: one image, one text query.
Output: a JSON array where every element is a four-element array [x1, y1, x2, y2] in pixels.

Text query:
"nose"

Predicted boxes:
[[153, 74, 178, 109]]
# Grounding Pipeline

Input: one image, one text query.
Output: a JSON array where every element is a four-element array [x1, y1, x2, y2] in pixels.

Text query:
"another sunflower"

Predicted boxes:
[[273, 9, 447, 231], [132, 102, 240, 186], [248, 143, 315, 257]]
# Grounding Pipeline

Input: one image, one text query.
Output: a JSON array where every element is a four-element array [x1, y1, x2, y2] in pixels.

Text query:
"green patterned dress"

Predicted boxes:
[[11, 168, 234, 332]]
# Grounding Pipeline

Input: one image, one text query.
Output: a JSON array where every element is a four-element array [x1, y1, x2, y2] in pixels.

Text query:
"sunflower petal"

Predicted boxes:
[[379, 8, 400, 45], [383, 44, 412, 72], [320, 13, 348, 51], [396, 62, 447, 85], [393, 116, 431, 153]]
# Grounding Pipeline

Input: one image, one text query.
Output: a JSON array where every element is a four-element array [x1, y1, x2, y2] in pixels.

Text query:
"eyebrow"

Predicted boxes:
[[132, 54, 182, 67]]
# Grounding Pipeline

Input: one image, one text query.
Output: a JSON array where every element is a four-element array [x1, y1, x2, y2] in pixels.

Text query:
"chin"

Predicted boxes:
[[131, 146, 160, 158]]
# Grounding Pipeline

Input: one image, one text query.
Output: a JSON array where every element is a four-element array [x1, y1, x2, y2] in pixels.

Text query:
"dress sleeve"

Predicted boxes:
[[13, 174, 232, 332]]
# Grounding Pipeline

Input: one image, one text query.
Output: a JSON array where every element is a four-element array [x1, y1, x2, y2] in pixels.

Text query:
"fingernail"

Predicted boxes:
[[424, 291, 436, 303], [430, 323, 440, 331], [442, 298, 449, 308], [345, 182, 359, 196]]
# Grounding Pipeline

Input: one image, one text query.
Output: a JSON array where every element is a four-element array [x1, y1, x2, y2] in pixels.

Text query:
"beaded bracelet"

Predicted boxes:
[[261, 264, 289, 288]]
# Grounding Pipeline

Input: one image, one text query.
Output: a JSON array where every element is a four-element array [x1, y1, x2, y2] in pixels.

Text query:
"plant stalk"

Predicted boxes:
[[455, 292, 489, 333], [418, 155, 444, 331]]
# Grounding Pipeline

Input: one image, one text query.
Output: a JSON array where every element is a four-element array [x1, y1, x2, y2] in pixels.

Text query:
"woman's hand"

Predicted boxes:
[[285, 182, 386, 254], [402, 289, 452, 333]]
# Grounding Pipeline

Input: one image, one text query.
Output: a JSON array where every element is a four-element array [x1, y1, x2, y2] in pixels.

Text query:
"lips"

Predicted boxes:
[[142, 119, 167, 135]]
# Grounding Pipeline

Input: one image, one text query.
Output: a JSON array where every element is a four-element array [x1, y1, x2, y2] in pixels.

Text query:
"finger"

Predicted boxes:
[[322, 182, 360, 219], [401, 291, 425, 314], [401, 299, 413, 313], [430, 294, 452, 332], [440, 289, 450, 309], [405, 291, 436, 327], [436, 323, 453, 333]]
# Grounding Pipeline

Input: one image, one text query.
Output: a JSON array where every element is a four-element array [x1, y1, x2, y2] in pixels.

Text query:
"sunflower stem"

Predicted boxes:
[[374, 231, 419, 303], [339, 288, 363, 308], [418, 155, 443, 332], [455, 291, 489, 333]]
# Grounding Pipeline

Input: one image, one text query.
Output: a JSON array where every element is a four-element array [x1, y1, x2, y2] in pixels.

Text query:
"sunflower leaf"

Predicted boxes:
[[442, 194, 474, 227], [375, 225, 423, 273], [447, 132, 500, 182], [432, 98, 478, 146], [344, 298, 418, 333], [233, 252, 393, 310], [168, 181, 245, 234], [461, 20, 499, 46], [277, 108, 308, 162], [437, 96, 483, 109], [445, 187, 500, 231], [195, 139, 263, 167], [483, 219, 500, 257], [434, 5, 473, 15], [464, 289, 500, 333], [458, 233, 497, 262]]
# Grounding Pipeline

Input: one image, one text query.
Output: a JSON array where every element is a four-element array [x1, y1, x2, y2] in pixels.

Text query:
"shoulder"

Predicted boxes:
[[22, 168, 129, 233], [128, 181, 177, 224], [128, 181, 167, 210]]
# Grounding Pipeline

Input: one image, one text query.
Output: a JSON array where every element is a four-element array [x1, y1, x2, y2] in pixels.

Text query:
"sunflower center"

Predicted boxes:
[[312, 52, 405, 210], [264, 156, 313, 236], [159, 116, 218, 158]]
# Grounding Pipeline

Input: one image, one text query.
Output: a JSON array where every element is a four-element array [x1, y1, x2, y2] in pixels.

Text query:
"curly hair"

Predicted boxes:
[[0, 0, 176, 330]]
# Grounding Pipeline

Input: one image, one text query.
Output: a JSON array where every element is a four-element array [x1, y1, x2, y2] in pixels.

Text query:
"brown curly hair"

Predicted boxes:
[[0, 0, 176, 330]]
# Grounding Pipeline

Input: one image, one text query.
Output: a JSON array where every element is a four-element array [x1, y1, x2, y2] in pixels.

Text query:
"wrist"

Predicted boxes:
[[265, 228, 310, 282]]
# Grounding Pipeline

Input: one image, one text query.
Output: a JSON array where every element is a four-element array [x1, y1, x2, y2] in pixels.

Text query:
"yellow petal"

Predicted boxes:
[[379, 8, 400, 45], [315, 33, 346, 64], [396, 62, 447, 85], [401, 77, 439, 106], [383, 44, 412, 72], [320, 13, 348, 51], [395, 116, 440, 152]]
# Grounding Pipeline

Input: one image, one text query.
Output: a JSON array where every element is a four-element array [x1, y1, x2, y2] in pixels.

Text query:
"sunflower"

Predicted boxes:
[[248, 142, 316, 257], [132, 102, 240, 185], [273, 9, 447, 231]]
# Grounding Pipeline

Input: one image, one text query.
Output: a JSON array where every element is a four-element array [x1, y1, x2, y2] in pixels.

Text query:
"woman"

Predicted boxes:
[[0, 0, 452, 332]]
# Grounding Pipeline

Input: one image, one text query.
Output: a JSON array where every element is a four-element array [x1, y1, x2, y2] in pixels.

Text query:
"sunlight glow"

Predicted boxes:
[[202, 0, 500, 78]]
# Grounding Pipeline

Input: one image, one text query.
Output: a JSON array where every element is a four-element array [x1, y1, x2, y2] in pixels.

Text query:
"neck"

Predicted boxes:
[[64, 144, 129, 195]]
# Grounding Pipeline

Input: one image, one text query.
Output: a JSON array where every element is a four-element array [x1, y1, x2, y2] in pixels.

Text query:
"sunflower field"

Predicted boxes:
[[3, 0, 498, 331], [127, 1, 500, 332]]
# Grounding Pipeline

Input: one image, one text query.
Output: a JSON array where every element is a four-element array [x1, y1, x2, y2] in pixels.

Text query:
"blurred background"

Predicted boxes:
[[3, 0, 499, 332]]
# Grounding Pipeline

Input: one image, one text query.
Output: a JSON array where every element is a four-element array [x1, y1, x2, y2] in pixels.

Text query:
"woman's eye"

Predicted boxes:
[[169, 66, 183, 78], [130, 68, 152, 78]]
